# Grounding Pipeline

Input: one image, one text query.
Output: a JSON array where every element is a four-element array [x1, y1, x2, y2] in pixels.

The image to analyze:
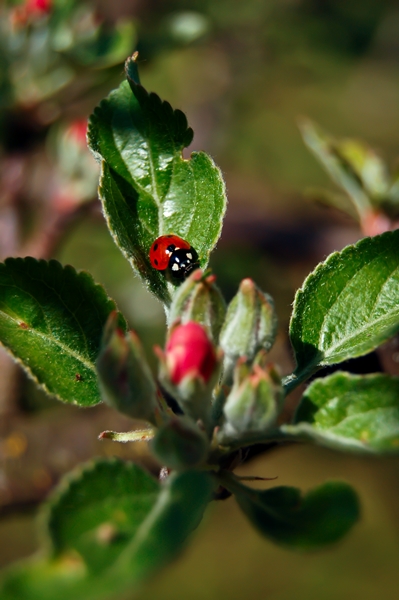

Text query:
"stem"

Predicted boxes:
[[211, 385, 228, 426], [282, 366, 318, 396], [217, 430, 291, 454]]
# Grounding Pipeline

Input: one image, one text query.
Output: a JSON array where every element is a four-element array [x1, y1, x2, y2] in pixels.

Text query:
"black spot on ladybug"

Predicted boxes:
[[154, 258, 158, 265], [153, 243, 158, 251]]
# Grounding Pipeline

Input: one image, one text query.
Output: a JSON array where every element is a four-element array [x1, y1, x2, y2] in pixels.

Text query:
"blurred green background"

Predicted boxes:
[[1, 0, 399, 598]]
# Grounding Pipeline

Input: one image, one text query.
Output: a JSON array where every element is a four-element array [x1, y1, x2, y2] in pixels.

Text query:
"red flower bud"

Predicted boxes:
[[26, 0, 52, 14], [165, 322, 217, 385], [11, 0, 51, 28]]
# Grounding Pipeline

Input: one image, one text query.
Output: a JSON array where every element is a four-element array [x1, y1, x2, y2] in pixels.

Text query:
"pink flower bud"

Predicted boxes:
[[165, 322, 217, 385], [360, 209, 392, 237], [26, 0, 52, 15], [67, 119, 88, 147]]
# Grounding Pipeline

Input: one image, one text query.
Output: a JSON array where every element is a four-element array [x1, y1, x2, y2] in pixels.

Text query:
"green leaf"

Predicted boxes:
[[288, 230, 399, 387], [98, 163, 170, 305], [232, 480, 360, 550], [118, 468, 215, 580], [88, 56, 227, 305], [299, 119, 372, 218], [45, 459, 160, 573], [0, 258, 126, 406], [304, 187, 358, 220], [283, 372, 399, 453], [0, 461, 214, 600], [336, 138, 389, 201]]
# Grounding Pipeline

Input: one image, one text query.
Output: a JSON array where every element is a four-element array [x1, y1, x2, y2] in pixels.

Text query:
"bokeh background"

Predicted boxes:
[[1, 1, 399, 599]]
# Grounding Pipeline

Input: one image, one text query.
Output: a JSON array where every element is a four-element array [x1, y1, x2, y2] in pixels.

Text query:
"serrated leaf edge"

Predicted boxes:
[[0, 257, 127, 406], [290, 230, 399, 371], [88, 77, 227, 305]]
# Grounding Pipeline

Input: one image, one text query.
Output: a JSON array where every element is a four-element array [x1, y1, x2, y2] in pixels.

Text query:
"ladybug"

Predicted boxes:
[[149, 234, 200, 281]]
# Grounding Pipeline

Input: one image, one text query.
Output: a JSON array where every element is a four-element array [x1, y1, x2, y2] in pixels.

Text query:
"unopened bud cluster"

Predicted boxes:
[[97, 269, 282, 471]]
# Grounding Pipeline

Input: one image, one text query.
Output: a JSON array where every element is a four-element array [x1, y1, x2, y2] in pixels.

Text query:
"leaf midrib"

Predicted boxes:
[[314, 249, 399, 357], [320, 306, 399, 362], [116, 92, 193, 238], [54, 493, 160, 544], [0, 309, 96, 373], [6, 267, 94, 360], [320, 405, 399, 434]]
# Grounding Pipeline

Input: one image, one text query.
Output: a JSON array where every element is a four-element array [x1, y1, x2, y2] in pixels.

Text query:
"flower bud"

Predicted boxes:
[[12, 0, 51, 25], [156, 322, 221, 428], [220, 279, 277, 367], [66, 119, 88, 148], [165, 321, 218, 386], [27, 0, 52, 15], [150, 416, 209, 470], [168, 270, 226, 343], [97, 312, 159, 425], [53, 119, 98, 208], [219, 360, 282, 443]]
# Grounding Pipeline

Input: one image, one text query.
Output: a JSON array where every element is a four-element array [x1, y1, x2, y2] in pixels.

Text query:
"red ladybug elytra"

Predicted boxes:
[[149, 234, 200, 281]]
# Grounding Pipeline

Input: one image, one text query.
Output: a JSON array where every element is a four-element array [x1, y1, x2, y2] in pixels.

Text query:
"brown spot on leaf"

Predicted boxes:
[[19, 322, 29, 329], [96, 522, 118, 545]]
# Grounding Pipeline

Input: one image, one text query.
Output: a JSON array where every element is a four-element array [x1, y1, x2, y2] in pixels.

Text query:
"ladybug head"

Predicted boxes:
[[168, 247, 200, 281]]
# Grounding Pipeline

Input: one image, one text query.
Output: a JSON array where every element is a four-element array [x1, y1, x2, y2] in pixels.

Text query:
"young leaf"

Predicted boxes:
[[288, 230, 399, 387], [299, 119, 372, 218], [283, 372, 399, 453], [45, 458, 160, 573], [0, 461, 214, 600], [88, 55, 227, 305], [0, 258, 126, 406], [233, 480, 360, 550]]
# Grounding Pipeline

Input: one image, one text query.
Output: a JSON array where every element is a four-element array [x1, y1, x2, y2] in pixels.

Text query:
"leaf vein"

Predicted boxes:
[[0, 309, 96, 372]]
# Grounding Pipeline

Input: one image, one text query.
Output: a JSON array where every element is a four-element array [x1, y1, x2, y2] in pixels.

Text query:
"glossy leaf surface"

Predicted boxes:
[[284, 372, 399, 453], [289, 230, 399, 385], [0, 258, 126, 406], [88, 57, 227, 304]]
